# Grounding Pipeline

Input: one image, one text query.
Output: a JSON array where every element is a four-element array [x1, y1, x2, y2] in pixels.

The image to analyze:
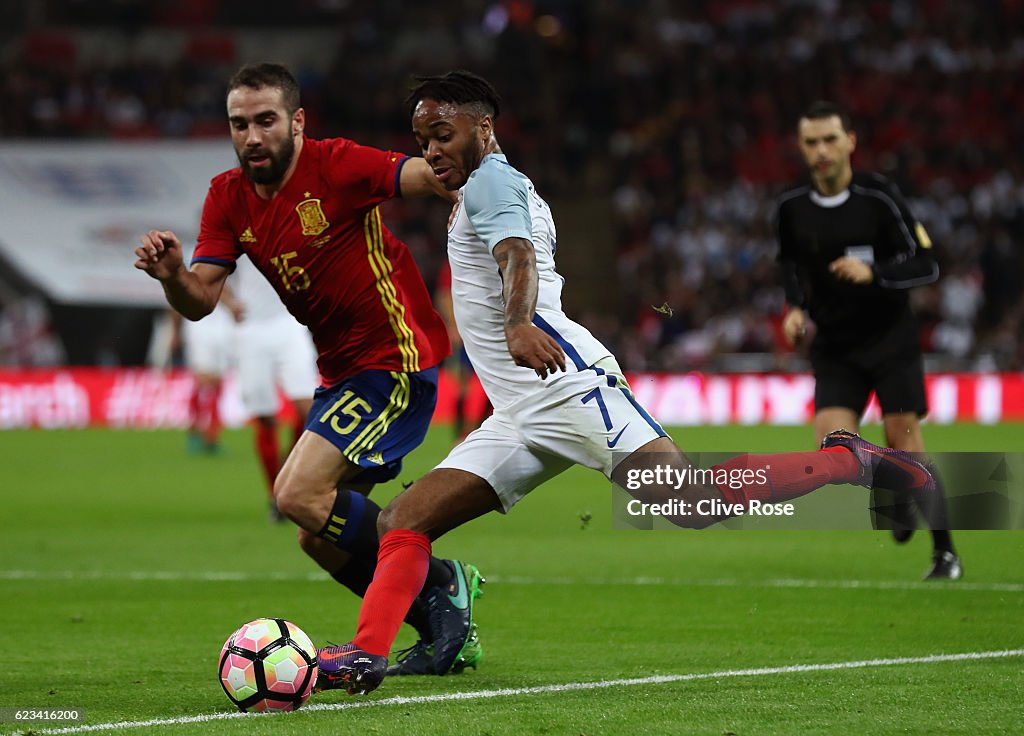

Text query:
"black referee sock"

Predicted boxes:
[[914, 467, 955, 554], [930, 529, 954, 554]]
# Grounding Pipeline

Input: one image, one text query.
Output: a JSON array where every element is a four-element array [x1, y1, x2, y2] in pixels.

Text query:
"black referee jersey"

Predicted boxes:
[[774, 171, 939, 347]]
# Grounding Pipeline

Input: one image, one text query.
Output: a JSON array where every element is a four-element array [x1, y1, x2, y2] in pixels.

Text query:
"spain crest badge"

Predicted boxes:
[[295, 197, 329, 236]]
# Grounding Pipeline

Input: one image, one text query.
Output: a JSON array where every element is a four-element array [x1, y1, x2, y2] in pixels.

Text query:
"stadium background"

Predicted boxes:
[[1, 1, 1022, 406]]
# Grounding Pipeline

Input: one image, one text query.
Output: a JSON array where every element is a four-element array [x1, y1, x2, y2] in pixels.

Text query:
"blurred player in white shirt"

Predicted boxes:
[[170, 303, 233, 454], [226, 256, 318, 521]]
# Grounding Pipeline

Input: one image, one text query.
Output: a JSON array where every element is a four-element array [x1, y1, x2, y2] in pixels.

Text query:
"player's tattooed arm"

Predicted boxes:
[[493, 237, 566, 379]]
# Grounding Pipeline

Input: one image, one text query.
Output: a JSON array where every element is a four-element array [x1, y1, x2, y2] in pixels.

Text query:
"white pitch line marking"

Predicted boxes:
[[22, 649, 1024, 735], [1, 569, 1022, 592]]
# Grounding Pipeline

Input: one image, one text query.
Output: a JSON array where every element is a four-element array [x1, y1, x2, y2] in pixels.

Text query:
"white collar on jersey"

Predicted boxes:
[[809, 189, 850, 208]]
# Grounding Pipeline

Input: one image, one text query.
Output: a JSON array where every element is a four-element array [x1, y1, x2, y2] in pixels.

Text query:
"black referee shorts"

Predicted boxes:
[[810, 327, 928, 418]]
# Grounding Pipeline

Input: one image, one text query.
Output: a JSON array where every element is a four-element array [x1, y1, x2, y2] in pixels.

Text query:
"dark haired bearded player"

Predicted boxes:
[[135, 63, 484, 678]]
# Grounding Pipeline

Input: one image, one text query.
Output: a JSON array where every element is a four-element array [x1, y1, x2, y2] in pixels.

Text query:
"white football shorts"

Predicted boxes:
[[437, 357, 667, 510], [235, 315, 318, 417], [182, 306, 233, 375]]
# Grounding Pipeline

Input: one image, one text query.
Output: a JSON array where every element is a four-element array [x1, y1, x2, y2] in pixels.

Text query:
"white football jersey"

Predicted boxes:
[[229, 255, 295, 324], [447, 153, 611, 410]]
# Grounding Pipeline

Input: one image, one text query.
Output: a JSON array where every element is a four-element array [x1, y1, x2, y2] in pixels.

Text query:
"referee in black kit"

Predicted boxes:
[[775, 101, 961, 580]]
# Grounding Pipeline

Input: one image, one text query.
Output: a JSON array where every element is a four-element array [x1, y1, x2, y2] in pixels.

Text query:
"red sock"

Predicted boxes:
[[713, 447, 860, 505], [193, 383, 220, 442], [199, 386, 213, 432], [203, 383, 222, 444], [254, 421, 279, 495], [352, 529, 431, 656], [188, 384, 201, 433]]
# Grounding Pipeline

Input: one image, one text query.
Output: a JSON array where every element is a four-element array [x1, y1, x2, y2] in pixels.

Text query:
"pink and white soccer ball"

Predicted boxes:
[[218, 618, 318, 712]]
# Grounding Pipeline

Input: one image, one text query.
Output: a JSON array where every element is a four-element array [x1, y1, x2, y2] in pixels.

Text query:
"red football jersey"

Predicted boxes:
[[193, 137, 450, 387]]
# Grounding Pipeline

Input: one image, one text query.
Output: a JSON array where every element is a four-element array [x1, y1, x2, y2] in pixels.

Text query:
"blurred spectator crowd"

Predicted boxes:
[[1, 0, 1022, 371]]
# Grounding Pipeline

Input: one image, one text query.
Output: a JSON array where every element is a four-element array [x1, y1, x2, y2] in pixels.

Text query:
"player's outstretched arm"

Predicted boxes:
[[399, 157, 458, 202], [135, 229, 229, 320], [493, 237, 566, 379]]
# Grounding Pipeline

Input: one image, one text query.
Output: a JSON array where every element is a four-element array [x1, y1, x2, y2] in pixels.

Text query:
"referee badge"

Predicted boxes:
[[915, 222, 932, 248]]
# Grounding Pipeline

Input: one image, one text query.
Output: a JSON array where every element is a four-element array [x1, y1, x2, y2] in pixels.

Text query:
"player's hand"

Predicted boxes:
[[506, 324, 567, 379], [829, 256, 874, 284], [135, 230, 186, 282], [782, 308, 808, 347]]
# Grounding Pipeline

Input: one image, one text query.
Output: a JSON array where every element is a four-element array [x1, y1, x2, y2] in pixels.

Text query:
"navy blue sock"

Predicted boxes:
[[320, 488, 449, 641], [318, 488, 381, 560], [331, 557, 433, 641]]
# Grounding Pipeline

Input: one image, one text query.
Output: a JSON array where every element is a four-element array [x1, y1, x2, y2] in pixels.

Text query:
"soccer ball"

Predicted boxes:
[[218, 617, 318, 712]]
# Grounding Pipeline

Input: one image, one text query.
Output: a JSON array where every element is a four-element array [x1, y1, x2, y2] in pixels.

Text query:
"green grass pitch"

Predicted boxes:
[[1, 423, 1022, 735]]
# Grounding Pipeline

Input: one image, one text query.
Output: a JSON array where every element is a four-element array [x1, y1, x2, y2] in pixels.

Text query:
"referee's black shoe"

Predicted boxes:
[[923, 550, 963, 581]]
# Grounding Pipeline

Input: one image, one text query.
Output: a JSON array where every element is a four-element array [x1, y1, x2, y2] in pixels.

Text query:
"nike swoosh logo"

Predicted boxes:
[[863, 448, 932, 489], [607, 424, 629, 448], [447, 564, 469, 609], [318, 650, 357, 666]]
